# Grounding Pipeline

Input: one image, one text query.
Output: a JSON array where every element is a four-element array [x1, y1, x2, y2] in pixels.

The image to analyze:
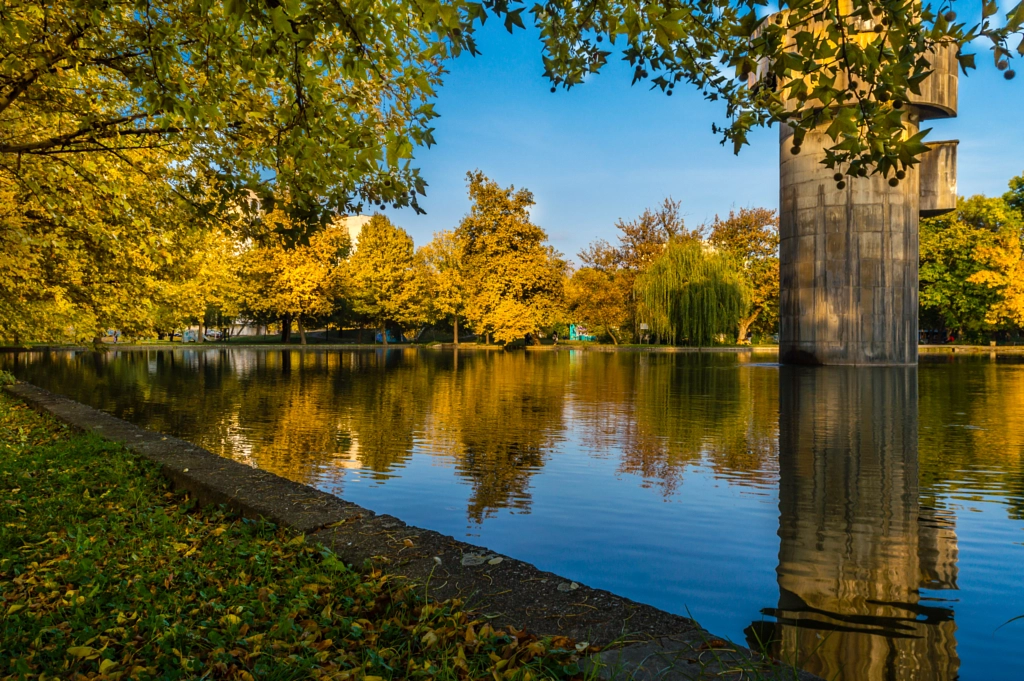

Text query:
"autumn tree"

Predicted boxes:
[[348, 215, 429, 345], [920, 175, 1024, 340], [0, 150, 195, 344], [155, 228, 244, 343], [707, 208, 780, 343], [575, 198, 701, 341], [422, 230, 468, 344], [456, 172, 566, 345], [567, 267, 630, 344], [240, 212, 352, 345]]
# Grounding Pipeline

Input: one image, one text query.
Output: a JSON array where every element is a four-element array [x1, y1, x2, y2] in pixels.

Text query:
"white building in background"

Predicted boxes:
[[336, 215, 371, 251]]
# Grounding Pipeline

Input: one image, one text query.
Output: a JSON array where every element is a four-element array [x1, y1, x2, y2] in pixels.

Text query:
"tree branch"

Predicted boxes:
[[0, 114, 182, 155]]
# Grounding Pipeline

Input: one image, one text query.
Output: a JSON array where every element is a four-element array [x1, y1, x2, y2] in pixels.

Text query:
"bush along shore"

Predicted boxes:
[[0, 391, 591, 681]]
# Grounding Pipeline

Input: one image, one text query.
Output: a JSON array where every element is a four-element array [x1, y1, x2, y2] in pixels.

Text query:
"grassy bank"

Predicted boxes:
[[0, 390, 587, 681]]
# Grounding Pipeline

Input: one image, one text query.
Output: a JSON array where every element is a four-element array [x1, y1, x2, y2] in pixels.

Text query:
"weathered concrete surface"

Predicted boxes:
[[4, 381, 820, 680], [919, 141, 959, 218], [779, 121, 923, 366]]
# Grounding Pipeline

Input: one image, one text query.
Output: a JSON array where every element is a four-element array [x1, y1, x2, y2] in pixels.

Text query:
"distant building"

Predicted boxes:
[[336, 215, 372, 251]]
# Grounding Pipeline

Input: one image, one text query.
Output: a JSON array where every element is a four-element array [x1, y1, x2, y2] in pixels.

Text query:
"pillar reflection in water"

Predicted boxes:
[[749, 366, 959, 681]]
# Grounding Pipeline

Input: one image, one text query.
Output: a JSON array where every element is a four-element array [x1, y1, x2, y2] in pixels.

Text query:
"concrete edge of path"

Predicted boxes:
[[4, 381, 820, 681]]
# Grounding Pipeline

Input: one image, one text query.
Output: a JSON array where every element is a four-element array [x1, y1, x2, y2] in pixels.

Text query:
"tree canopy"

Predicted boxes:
[[635, 238, 751, 346], [348, 214, 429, 343], [920, 175, 1024, 340], [706, 208, 780, 343], [457, 171, 566, 345]]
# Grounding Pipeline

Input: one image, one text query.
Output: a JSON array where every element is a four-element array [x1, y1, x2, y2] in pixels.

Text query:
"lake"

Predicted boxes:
[[3, 347, 1023, 680]]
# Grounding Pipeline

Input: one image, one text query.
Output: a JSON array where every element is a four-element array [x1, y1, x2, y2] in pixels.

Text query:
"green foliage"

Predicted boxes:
[[635, 239, 750, 346], [457, 172, 566, 345], [531, 0, 1022, 178], [0, 393, 589, 680], [920, 178, 1024, 340], [577, 198, 697, 341]]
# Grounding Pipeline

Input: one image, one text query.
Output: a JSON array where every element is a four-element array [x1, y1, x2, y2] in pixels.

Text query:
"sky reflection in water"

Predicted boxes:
[[4, 348, 1024, 681]]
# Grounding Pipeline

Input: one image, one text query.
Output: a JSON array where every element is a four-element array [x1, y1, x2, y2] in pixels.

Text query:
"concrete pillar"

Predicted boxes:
[[777, 41, 959, 365]]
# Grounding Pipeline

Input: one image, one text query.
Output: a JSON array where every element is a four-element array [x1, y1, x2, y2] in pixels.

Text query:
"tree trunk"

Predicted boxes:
[[325, 325, 330, 343], [736, 308, 760, 345], [453, 316, 459, 346], [486, 332, 491, 345], [197, 322, 205, 343], [281, 314, 292, 343], [359, 326, 365, 344], [92, 335, 104, 350], [607, 325, 619, 345], [298, 316, 307, 345], [382, 321, 388, 346]]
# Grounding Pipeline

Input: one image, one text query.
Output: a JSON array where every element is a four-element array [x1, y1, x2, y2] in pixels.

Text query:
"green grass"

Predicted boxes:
[[0, 392, 588, 681]]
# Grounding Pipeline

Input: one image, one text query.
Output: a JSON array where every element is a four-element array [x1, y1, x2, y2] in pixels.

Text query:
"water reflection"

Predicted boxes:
[[751, 367, 959, 680], [3, 348, 1023, 681]]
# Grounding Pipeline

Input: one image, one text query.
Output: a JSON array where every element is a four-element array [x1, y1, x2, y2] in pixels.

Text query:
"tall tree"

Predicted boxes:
[[422, 230, 468, 344], [157, 228, 243, 343], [707, 208, 780, 343], [635, 239, 750, 346], [457, 172, 566, 345], [920, 185, 1024, 341], [566, 267, 630, 344], [0, 149, 194, 344], [348, 215, 429, 345], [577, 198, 701, 341]]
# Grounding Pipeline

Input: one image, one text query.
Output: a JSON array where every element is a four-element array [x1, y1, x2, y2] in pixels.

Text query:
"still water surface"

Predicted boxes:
[[4, 348, 1024, 680]]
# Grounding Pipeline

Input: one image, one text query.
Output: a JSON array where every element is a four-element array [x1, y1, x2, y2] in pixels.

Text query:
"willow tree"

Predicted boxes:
[[635, 240, 750, 347]]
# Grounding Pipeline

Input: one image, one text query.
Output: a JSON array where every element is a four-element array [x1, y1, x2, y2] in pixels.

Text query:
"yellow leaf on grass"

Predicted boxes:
[[220, 614, 242, 626], [67, 646, 95, 658], [99, 659, 118, 673], [6, 603, 25, 616]]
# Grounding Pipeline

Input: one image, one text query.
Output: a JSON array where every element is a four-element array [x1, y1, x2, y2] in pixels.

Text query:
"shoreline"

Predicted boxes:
[[4, 380, 818, 681], [4, 342, 1024, 356]]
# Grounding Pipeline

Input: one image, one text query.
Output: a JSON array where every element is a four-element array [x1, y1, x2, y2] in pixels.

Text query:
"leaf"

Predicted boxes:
[[67, 646, 96, 658], [503, 8, 525, 33], [6, 604, 25, 616], [99, 659, 118, 673]]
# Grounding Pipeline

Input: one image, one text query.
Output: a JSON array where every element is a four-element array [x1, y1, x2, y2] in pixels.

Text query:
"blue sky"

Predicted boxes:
[[390, 14, 1024, 263]]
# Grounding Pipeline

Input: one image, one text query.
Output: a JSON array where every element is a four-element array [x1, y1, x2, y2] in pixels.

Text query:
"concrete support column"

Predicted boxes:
[[778, 119, 922, 365]]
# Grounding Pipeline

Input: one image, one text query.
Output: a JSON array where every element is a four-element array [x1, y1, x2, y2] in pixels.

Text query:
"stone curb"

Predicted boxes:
[[4, 381, 819, 681]]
